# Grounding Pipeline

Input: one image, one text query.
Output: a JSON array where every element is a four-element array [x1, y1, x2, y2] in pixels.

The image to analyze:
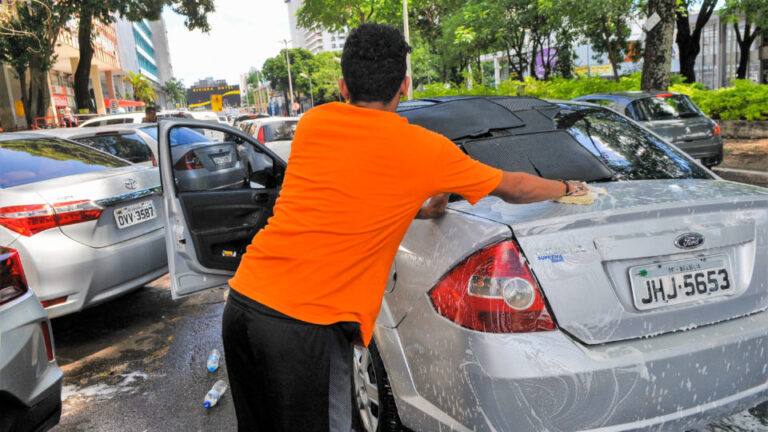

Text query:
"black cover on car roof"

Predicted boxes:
[[397, 96, 560, 140], [463, 131, 614, 181]]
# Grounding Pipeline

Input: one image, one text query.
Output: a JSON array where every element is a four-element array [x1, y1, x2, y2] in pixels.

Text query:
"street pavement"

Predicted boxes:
[[50, 276, 236, 432]]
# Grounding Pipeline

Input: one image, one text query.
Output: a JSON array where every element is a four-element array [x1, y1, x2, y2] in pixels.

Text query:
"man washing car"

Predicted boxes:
[[222, 23, 587, 431]]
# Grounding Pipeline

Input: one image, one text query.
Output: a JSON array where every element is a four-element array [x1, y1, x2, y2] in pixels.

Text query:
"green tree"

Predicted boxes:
[[311, 52, 343, 103], [675, 0, 718, 83], [721, 0, 767, 80], [73, 0, 214, 112], [262, 48, 315, 103], [124, 71, 156, 104], [163, 77, 186, 107], [0, 0, 75, 126], [296, 0, 400, 33], [572, 0, 636, 81], [641, 0, 676, 91]]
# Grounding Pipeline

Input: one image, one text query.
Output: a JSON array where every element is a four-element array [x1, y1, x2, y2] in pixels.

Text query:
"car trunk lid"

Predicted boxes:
[[28, 167, 162, 248], [642, 116, 714, 144], [450, 179, 768, 344]]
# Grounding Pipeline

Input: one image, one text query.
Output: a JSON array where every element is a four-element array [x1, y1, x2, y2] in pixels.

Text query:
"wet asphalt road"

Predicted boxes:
[[50, 276, 237, 432]]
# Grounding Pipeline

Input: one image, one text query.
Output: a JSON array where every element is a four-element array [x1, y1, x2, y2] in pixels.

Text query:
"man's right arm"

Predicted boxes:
[[491, 172, 587, 204]]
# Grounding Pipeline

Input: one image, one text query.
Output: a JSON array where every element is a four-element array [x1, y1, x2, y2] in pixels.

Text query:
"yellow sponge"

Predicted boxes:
[[552, 187, 607, 205]]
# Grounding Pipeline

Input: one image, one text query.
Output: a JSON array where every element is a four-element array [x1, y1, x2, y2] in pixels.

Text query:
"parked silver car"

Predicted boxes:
[[0, 246, 62, 431], [0, 134, 167, 318], [573, 91, 723, 167], [157, 98, 768, 431]]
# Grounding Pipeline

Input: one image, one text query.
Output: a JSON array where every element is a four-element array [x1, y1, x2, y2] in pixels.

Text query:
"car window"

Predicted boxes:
[[106, 118, 131, 125], [82, 121, 104, 127], [140, 126, 212, 147], [635, 95, 702, 121], [554, 105, 712, 180], [0, 138, 130, 188], [74, 133, 153, 164], [261, 121, 297, 142], [625, 101, 645, 121]]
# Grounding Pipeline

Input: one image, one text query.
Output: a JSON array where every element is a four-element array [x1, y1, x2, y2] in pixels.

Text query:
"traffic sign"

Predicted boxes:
[[211, 94, 223, 112], [292, 102, 300, 112]]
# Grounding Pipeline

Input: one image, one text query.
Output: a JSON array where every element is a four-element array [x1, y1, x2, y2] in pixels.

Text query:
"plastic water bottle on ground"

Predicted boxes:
[[206, 349, 221, 373], [203, 380, 227, 408]]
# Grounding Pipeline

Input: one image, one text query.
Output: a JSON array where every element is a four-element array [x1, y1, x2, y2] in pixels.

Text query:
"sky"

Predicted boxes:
[[163, 1, 291, 87]]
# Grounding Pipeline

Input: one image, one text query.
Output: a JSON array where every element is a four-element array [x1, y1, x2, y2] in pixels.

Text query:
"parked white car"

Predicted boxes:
[[78, 112, 146, 128]]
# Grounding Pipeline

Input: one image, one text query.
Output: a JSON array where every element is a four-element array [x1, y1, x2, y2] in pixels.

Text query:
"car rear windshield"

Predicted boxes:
[[630, 95, 702, 121], [0, 138, 129, 188], [75, 133, 153, 164], [140, 126, 211, 146], [554, 105, 712, 180], [262, 121, 297, 142]]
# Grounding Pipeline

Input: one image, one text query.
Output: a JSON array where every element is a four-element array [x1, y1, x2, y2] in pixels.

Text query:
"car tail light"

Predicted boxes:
[[257, 127, 265, 144], [174, 151, 204, 170], [656, 93, 674, 98], [0, 200, 103, 236], [150, 153, 158, 167], [40, 321, 54, 361], [429, 240, 555, 333], [0, 247, 28, 306], [713, 123, 721, 136]]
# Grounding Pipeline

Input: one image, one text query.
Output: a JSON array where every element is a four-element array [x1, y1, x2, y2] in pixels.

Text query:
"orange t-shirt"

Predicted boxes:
[[229, 102, 503, 344]]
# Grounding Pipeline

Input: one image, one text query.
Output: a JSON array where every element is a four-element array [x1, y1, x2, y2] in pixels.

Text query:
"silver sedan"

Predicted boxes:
[[0, 133, 167, 318]]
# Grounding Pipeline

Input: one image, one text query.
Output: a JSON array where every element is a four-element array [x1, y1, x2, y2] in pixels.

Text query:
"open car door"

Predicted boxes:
[[158, 119, 286, 298]]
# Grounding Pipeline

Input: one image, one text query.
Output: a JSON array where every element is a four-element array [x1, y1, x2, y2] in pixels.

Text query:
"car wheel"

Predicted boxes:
[[352, 340, 405, 432]]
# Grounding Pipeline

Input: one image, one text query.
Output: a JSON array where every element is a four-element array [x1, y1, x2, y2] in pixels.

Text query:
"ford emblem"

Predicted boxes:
[[124, 178, 137, 190], [674, 232, 704, 250]]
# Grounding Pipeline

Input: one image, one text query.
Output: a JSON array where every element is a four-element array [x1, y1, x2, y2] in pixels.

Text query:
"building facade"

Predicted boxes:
[[188, 78, 240, 109], [114, 16, 174, 108], [285, 0, 347, 54]]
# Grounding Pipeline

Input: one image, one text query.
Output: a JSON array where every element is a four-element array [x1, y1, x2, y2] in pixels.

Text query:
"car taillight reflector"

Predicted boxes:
[[429, 240, 555, 333], [713, 123, 721, 136], [656, 93, 674, 98], [40, 321, 54, 361], [174, 151, 204, 170], [0, 247, 28, 305], [150, 153, 158, 167], [41, 296, 67, 308], [257, 127, 265, 144], [0, 200, 102, 236]]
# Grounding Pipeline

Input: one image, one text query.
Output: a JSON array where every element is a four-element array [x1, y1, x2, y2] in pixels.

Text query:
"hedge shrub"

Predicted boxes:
[[414, 73, 768, 121]]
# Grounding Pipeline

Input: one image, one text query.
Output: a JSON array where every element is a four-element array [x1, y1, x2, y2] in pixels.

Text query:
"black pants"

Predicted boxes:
[[222, 288, 357, 432]]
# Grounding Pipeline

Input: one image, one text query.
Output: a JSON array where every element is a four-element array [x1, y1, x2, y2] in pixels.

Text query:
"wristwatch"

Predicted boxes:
[[560, 180, 570, 196]]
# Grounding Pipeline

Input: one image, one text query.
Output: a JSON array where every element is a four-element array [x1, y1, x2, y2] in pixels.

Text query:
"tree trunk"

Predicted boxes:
[[74, 9, 95, 112], [735, 37, 751, 80], [641, 0, 676, 91], [529, 43, 538, 80], [733, 22, 756, 80], [15, 66, 32, 127], [675, 12, 697, 83]]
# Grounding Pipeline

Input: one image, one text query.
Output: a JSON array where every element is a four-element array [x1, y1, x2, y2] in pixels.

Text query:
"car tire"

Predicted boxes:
[[352, 340, 406, 432]]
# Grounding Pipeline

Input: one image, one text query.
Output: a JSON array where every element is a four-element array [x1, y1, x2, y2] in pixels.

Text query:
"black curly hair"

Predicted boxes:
[[341, 23, 411, 103]]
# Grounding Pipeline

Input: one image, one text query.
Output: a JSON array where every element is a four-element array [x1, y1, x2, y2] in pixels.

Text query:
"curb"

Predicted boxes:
[[713, 167, 768, 186]]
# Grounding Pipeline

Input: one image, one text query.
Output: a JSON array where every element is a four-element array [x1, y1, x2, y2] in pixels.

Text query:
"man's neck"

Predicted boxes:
[[350, 99, 399, 113]]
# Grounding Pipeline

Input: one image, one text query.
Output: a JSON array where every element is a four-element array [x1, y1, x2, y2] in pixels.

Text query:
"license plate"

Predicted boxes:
[[211, 153, 232, 165], [629, 255, 733, 311], [113, 200, 156, 229]]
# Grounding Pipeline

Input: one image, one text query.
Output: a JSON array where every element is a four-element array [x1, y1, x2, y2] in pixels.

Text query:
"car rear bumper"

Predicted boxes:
[[0, 292, 62, 432], [673, 136, 723, 165], [11, 227, 168, 318], [382, 297, 768, 432]]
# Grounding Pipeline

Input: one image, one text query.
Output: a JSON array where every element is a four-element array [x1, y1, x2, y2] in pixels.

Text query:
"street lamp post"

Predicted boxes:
[[299, 72, 313, 108], [403, 0, 413, 100], [281, 39, 296, 115]]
